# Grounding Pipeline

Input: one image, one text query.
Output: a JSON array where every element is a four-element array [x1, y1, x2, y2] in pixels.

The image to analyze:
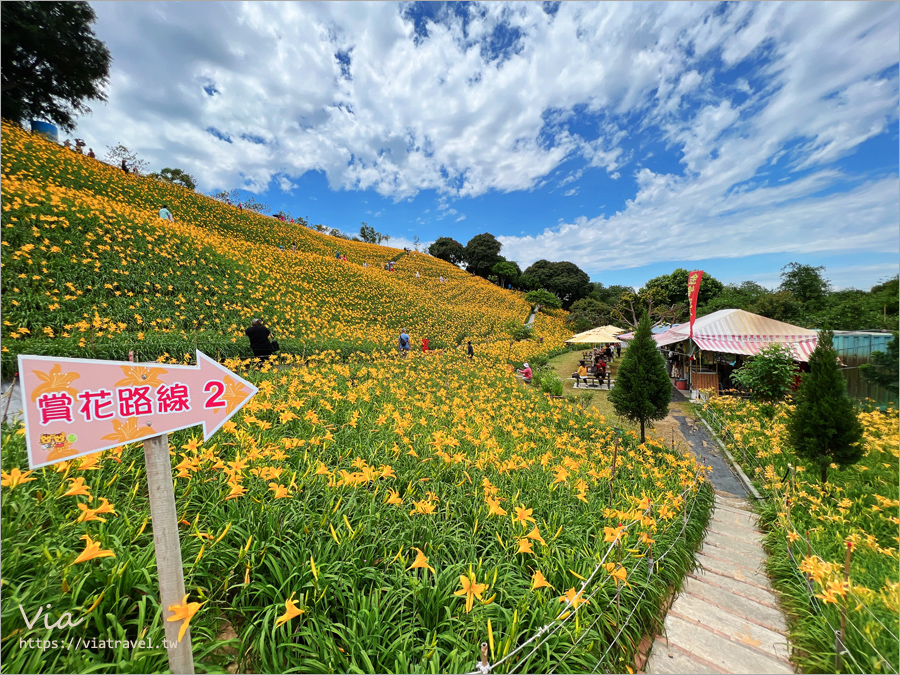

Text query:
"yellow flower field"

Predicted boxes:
[[1, 120, 569, 375], [700, 396, 898, 674], [2, 353, 712, 673]]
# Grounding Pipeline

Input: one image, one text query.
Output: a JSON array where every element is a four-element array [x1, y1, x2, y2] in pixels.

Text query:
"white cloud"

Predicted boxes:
[[74, 1, 898, 275], [455, 214, 466, 222]]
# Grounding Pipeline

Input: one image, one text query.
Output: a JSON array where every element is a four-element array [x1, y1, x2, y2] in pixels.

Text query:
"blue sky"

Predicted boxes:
[[73, 1, 899, 291]]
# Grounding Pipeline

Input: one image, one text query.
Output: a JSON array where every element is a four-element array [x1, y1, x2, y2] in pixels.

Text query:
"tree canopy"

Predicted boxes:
[[788, 331, 864, 483], [359, 222, 389, 244], [464, 233, 503, 277], [779, 263, 830, 309], [428, 237, 466, 266], [2, 1, 111, 132], [521, 260, 592, 308], [149, 167, 197, 191], [641, 268, 724, 321]]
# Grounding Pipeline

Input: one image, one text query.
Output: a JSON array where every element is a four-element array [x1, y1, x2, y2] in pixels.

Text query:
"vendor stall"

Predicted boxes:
[[620, 309, 818, 395]]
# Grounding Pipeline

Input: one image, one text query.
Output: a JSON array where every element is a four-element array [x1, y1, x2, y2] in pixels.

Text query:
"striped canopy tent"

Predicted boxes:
[[648, 309, 818, 361], [565, 325, 626, 344]]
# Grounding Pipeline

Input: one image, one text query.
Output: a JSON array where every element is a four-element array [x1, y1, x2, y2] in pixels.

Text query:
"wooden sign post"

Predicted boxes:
[[17, 351, 258, 673], [144, 433, 194, 673]]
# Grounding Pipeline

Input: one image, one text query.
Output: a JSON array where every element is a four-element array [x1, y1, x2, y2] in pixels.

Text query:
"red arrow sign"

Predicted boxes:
[[17, 351, 258, 469]]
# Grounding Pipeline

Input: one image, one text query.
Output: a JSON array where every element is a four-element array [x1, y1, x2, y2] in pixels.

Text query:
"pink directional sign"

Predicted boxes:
[[17, 351, 258, 469]]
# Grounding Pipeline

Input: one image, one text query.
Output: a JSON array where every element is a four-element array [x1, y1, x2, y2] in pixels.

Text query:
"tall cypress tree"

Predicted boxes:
[[609, 311, 671, 443], [788, 331, 863, 484]]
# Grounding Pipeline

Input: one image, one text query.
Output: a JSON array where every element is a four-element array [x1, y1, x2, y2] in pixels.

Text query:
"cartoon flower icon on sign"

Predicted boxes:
[[30, 364, 80, 401], [102, 418, 155, 442], [114, 365, 168, 387]]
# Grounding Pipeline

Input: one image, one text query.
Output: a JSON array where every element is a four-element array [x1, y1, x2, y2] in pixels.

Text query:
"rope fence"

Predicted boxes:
[[465, 465, 709, 675], [699, 402, 896, 672]]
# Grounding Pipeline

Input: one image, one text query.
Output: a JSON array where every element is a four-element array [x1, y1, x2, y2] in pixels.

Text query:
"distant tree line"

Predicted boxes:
[[568, 264, 899, 333], [428, 233, 594, 310]]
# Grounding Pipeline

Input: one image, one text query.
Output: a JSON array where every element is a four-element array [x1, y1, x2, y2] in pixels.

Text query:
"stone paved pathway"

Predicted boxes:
[[644, 392, 794, 674], [646, 492, 794, 674]]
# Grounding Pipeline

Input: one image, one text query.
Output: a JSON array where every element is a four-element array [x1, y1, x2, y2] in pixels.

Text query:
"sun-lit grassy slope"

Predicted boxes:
[[1, 121, 570, 375]]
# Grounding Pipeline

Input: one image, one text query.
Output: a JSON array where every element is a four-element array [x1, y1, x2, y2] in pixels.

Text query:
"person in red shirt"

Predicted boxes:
[[422, 337, 429, 352], [517, 363, 533, 383]]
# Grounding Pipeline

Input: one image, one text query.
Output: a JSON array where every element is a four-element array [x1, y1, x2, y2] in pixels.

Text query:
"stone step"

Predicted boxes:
[[712, 502, 759, 523], [660, 613, 793, 674], [670, 592, 791, 663], [706, 521, 764, 546], [695, 551, 772, 590], [714, 495, 754, 511], [704, 530, 767, 563], [646, 638, 726, 674], [709, 508, 759, 531], [689, 568, 780, 610], [681, 575, 788, 635]]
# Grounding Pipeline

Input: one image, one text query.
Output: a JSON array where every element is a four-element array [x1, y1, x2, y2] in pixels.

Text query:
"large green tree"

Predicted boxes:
[[608, 311, 671, 444], [521, 260, 592, 307], [788, 331, 864, 484], [779, 262, 830, 310], [359, 222, 389, 244], [149, 167, 197, 191], [491, 260, 521, 287], [428, 237, 466, 266], [2, 2, 111, 132], [641, 268, 724, 321], [566, 297, 610, 332], [464, 233, 503, 277]]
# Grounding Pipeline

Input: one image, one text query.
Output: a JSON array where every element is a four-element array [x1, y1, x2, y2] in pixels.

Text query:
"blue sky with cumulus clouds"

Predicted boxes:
[[72, 1, 899, 290]]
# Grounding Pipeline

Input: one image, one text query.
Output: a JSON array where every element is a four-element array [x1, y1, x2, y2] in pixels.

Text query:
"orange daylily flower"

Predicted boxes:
[[62, 476, 92, 500], [559, 587, 589, 610], [525, 526, 547, 547], [454, 572, 488, 613], [514, 504, 536, 527], [516, 538, 534, 555], [1, 467, 37, 490], [274, 592, 304, 627], [408, 547, 435, 574], [268, 482, 290, 499], [72, 534, 115, 565], [604, 562, 628, 586], [385, 488, 403, 505], [486, 496, 507, 517], [531, 569, 554, 590], [167, 594, 203, 642]]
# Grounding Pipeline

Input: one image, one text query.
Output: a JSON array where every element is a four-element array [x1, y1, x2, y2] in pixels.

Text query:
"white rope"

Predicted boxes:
[[472, 468, 706, 675], [700, 402, 895, 669]]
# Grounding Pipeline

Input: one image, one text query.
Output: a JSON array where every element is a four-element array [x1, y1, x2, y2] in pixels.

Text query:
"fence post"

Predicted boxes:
[[474, 641, 490, 674]]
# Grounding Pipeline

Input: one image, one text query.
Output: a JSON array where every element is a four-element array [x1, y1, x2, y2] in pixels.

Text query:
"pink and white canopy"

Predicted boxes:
[[626, 309, 819, 362]]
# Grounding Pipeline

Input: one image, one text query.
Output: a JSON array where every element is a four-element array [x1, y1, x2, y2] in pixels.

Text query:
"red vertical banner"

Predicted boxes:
[[687, 270, 704, 339]]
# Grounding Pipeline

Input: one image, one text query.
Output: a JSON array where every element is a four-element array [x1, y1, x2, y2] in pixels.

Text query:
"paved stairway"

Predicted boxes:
[[646, 493, 794, 674]]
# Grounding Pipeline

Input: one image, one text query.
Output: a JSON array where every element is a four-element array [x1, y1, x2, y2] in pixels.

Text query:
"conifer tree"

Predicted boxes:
[[608, 311, 671, 443], [788, 331, 863, 483]]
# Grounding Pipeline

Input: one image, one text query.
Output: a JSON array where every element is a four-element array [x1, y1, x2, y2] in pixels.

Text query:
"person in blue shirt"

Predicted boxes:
[[398, 329, 411, 354], [158, 205, 174, 222]]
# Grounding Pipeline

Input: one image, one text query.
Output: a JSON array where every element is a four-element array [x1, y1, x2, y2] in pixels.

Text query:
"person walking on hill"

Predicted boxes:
[[422, 337, 429, 353], [616, 343, 622, 358], [87, 148, 95, 159], [159, 205, 174, 222], [467, 341, 474, 359], [246, 318, 276, 360], [121, 159, 129, 174], [398, 329, 411, 355], [238, 201, 243, 212]]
